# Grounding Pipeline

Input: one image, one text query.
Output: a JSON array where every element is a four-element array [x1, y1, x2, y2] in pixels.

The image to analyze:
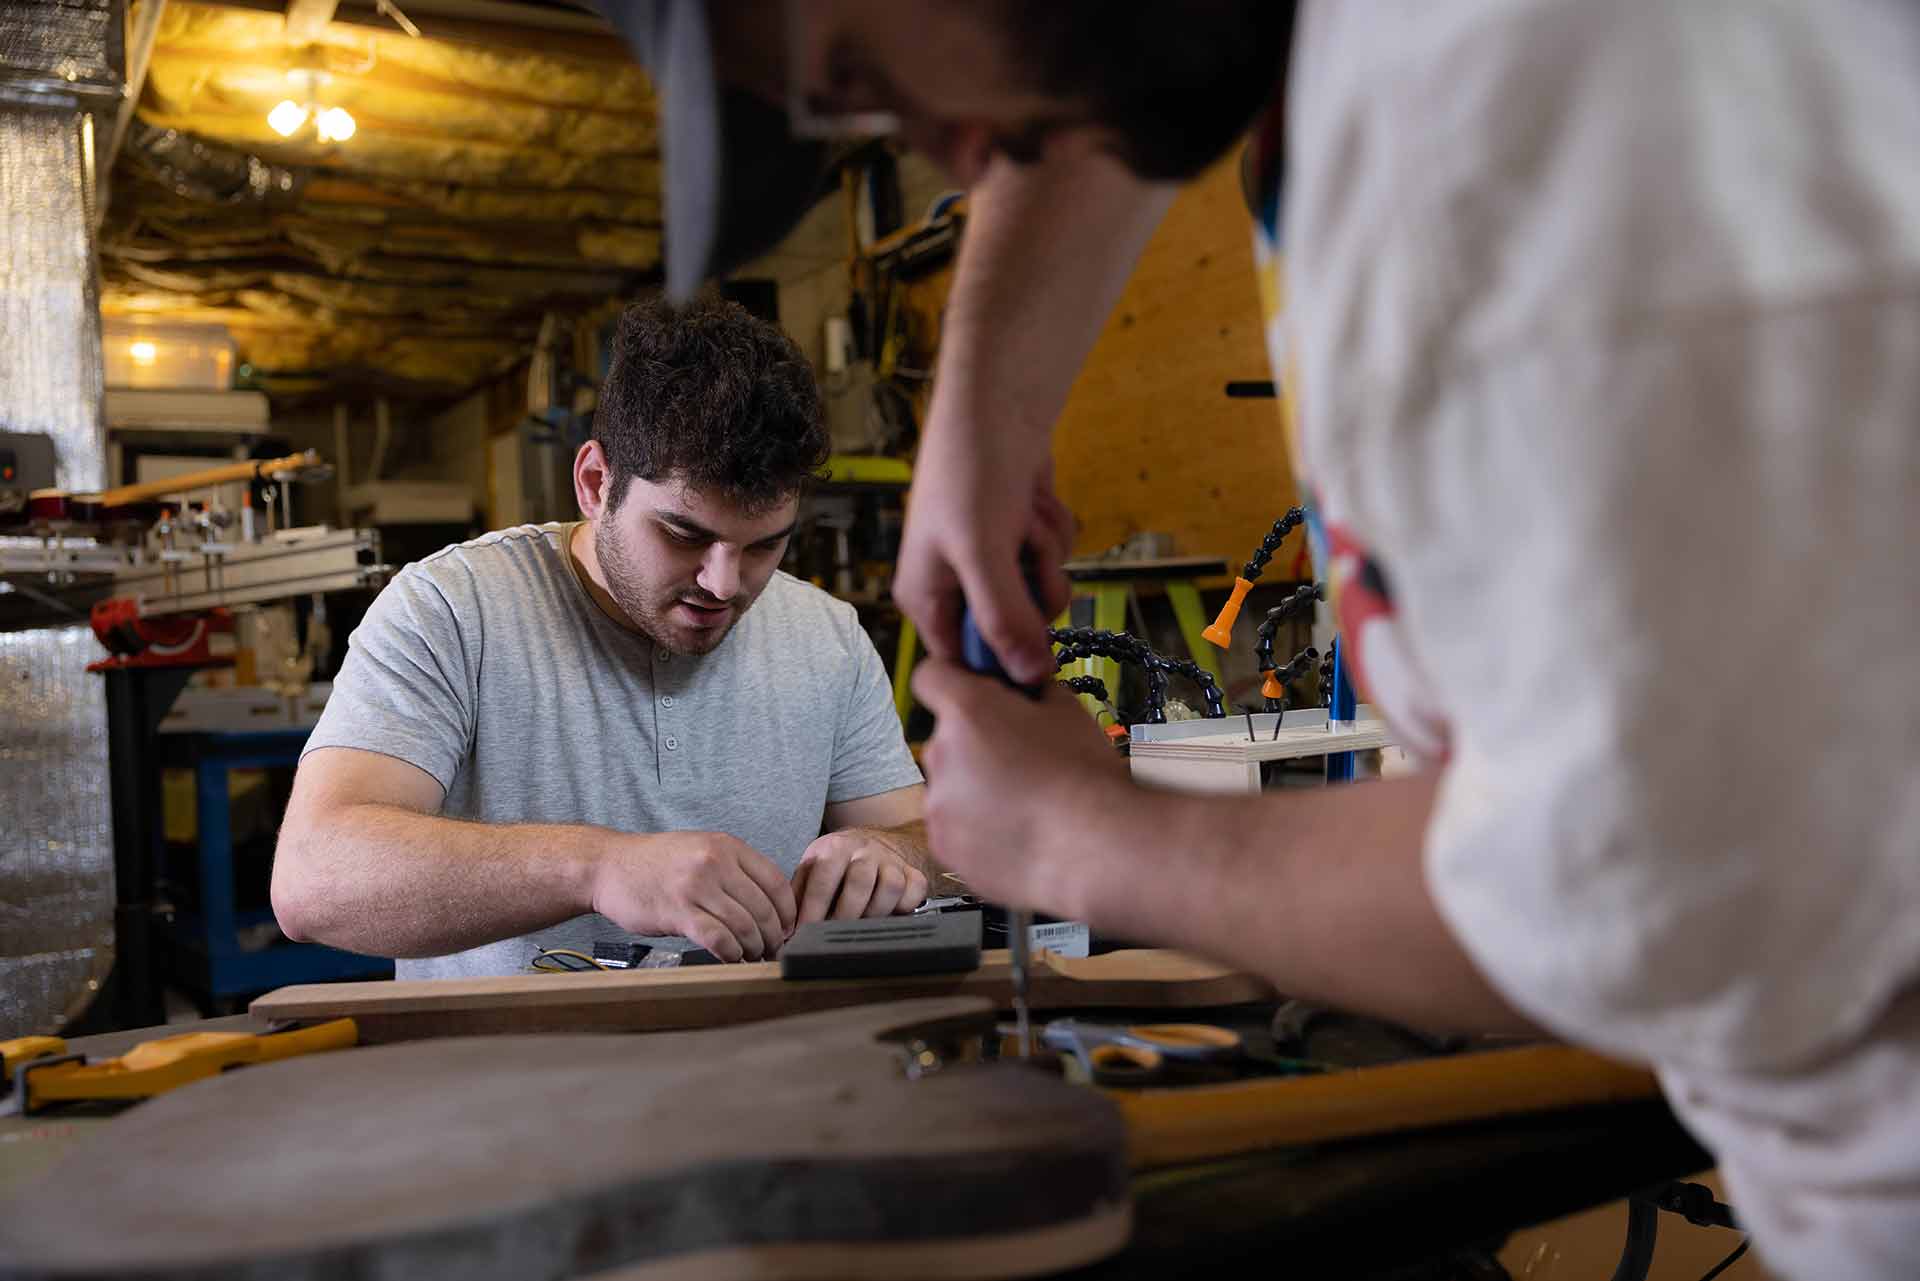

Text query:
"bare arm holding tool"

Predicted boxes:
[[911, 660, 1538, 1038], [893, 144, 1175, 683]]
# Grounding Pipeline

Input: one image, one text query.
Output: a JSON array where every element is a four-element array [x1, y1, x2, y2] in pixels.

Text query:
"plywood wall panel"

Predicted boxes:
[[1052, 154, 1298, 576]]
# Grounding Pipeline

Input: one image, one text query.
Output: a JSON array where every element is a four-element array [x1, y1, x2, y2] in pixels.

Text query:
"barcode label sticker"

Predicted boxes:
[[1028, 921, 1091, 958]]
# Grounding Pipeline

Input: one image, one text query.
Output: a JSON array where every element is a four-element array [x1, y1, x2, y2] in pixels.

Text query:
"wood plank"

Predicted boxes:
[[1111, 1044, 1660, 1170], [251, 948, 1275, 1043], [0, 998, 1132, 1280], [1127, 752, 1263, 796]]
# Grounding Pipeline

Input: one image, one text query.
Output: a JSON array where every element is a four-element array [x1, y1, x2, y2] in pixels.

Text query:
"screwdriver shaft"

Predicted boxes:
[[1009, 907, 1034, 1056]]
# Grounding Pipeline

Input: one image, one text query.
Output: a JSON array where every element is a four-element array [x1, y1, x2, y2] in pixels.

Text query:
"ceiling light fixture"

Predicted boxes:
[[129, 340, 157, 365], [268, 69, 356, 144], [267, 98, 309, 137], [315, 106, 357, 143]]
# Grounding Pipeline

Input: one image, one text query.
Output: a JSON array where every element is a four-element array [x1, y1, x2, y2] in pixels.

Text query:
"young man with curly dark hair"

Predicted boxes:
[[272, 298, 931, 975]]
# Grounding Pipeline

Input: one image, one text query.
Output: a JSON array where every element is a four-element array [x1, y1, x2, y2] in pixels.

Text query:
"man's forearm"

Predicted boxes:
[[1068, 775, 1538, 1036], [273, 803, 610, 959], [934, 147, 1176, 455]]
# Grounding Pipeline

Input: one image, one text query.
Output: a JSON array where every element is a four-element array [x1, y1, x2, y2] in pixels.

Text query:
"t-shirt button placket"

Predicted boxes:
[[654, 649, 677, 772]]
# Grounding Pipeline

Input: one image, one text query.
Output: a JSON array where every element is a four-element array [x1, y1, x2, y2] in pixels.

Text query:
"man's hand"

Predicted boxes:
[[895, 444, 1075, 684], [914, 660, 1531, 1035], [590, 831, 798, 962], [793, 828, 932, 925], [911, 658, 1131, 915]]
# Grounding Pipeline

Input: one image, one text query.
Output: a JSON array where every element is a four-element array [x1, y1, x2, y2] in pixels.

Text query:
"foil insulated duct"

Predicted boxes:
[[125, 118, 307, 207], [0, 0, 123, 104], [0, 104, 115, 1037]]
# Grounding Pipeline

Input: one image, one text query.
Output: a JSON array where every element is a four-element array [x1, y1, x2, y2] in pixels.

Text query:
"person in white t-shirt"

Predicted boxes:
[[618, 3, 1920, 1276]]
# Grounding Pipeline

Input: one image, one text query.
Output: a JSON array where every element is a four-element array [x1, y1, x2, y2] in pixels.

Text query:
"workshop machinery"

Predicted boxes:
[[0, 446, 384, 636], [1, 444, 391, 1031]]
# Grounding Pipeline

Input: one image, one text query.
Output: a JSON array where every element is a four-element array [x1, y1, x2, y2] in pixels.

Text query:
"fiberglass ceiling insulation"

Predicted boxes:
[[101, 0, 662, 396]]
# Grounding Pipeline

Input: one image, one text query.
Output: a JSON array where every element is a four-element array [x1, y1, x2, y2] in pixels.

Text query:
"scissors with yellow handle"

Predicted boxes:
[[1039, 1018, 1243, 1084]]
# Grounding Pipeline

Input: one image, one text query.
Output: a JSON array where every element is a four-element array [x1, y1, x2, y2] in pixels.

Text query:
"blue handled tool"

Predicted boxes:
[[959, 589, 1048, 699], [959, 610, 1012, 683]]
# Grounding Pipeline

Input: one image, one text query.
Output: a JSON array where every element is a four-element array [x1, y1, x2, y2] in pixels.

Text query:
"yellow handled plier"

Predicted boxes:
[[0, 1019, 357, 1116]]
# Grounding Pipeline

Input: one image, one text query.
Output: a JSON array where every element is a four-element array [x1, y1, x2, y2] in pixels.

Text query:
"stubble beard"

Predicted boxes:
[[595, 514, 741, 656]]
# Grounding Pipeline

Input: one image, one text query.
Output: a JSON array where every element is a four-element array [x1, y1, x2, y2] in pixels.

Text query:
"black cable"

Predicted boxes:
[[1607, 1197, 1661, 1281], [1647, 1181, 1740, 1231], [1237, 506, 1306, 584], [1695, 1239, 1749, 1281]]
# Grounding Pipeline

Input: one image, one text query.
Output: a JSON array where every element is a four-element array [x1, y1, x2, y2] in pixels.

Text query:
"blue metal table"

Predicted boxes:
[[154, 727, 391, 1006]]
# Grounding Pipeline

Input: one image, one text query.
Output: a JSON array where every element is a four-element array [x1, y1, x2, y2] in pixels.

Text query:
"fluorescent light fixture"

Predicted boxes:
[[316, 107, 356, 142], [268, 99, 309, 137]]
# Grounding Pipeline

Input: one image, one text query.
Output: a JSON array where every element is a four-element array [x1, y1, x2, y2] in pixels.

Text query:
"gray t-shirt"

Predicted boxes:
[[302, 522, 923, 979]]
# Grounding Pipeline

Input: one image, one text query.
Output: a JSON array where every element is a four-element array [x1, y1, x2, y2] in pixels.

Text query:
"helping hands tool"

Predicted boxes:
[[0, 1019, 357, 1116]]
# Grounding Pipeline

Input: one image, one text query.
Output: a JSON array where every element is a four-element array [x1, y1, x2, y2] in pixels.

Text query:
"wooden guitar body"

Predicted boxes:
[[0, 999, 1131, 1280]]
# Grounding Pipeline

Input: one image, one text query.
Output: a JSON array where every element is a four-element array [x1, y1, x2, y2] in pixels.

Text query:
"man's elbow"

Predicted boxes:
[[269, 824, 330, 945]]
